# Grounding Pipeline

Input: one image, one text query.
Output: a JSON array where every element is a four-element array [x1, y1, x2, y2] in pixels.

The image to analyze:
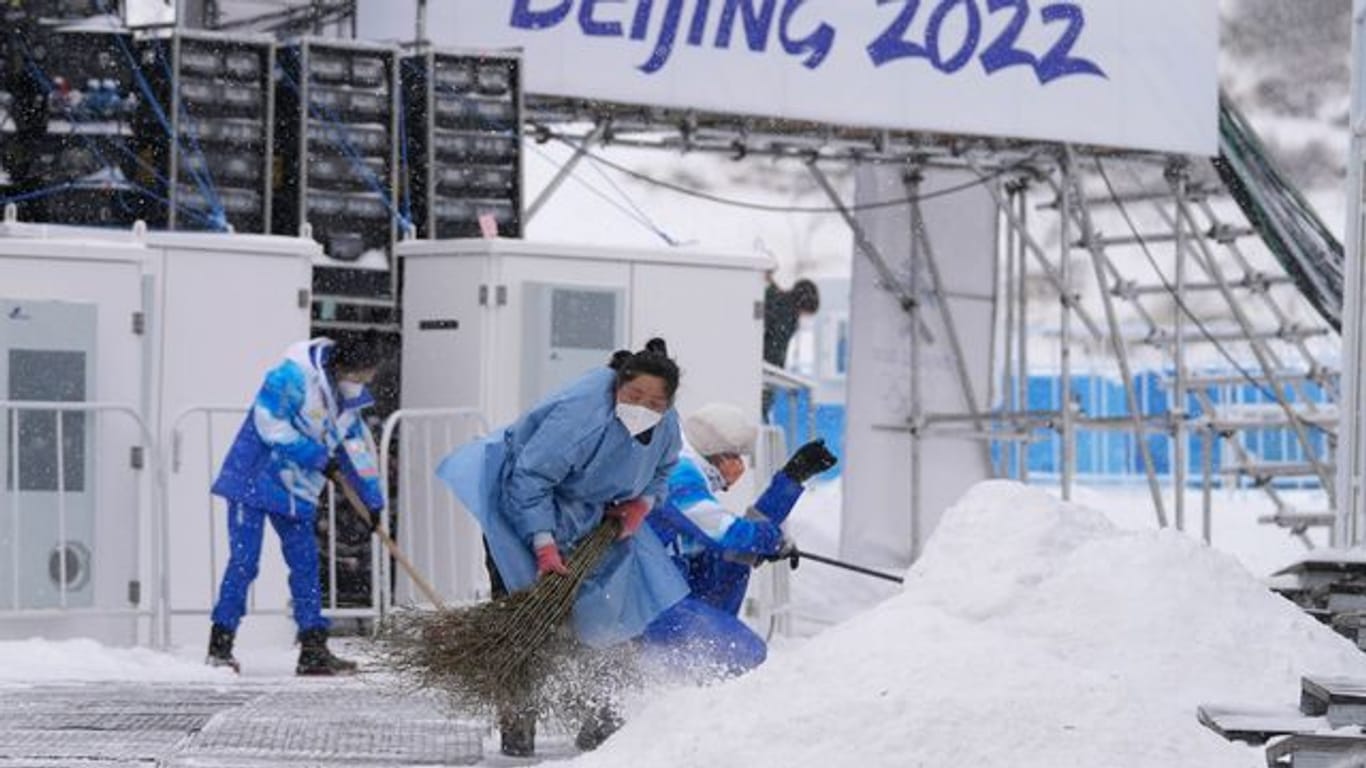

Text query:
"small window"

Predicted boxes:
[[550, 289, 617, 350], [6, 349, 86, 493]]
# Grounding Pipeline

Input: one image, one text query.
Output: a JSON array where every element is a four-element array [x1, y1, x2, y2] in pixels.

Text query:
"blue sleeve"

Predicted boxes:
[[506, 403, 600, 542], [335, 415, 385, 512], [752, 471, 804, 526], [252, 362, 329, 471], [667, 460, 784, 556]]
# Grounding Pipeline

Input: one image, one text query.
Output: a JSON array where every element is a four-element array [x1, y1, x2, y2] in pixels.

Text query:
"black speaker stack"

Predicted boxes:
[[0, 15, 525, 338]]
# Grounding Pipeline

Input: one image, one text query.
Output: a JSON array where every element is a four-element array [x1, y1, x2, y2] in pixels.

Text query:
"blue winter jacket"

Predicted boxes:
[[212, 339, 385, 519], [436, 367, 691, 648], [648, 447, 804, 615]]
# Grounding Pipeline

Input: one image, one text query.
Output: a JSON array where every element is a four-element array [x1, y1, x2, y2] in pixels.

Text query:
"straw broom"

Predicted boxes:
[[381, 518, 623, 712]]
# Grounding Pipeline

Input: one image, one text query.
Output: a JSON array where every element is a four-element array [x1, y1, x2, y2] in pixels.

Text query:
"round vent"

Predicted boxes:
[[47, 541, 91, 592]]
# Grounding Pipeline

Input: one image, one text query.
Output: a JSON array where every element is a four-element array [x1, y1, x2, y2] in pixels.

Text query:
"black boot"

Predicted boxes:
[[575, 705, 623, 752], [206, 624, 240, 673], [498, 709, 536, 757], [295, 628, 358, 676]]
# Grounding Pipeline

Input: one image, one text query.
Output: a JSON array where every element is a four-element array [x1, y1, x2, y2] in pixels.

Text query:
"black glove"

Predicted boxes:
[[761, 537, 800, 571], [782, 439, 838, 484]]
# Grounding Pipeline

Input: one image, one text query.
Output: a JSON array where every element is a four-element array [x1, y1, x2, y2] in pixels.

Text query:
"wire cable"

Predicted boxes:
[[547, 132, 1029, 214], [526, 142, 677, 246]]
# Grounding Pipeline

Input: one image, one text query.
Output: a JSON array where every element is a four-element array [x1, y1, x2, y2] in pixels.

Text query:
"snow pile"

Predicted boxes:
[[0, 638, 234, 685], [780, 480, 900, 637], [578, 480, 1366, 768]]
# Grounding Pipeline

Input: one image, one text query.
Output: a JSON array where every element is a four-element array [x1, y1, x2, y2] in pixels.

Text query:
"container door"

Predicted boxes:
[[0, 299, 97, 609]]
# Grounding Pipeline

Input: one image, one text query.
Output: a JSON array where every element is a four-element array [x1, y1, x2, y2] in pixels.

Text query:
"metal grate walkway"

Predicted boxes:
[[0, 681, 484, 767]]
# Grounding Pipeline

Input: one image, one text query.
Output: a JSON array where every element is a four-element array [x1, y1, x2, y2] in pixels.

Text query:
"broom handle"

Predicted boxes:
[[330, 472, 446, 609]]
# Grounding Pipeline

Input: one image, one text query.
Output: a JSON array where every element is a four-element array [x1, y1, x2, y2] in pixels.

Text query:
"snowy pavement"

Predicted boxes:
[[0, 676, 488, 767], [1, 479, 1359, 767]]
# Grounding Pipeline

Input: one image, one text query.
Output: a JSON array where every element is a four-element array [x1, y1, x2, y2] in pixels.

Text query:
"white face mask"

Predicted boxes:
[[616, 402, 663, 437], [338, 381, 365, 400]]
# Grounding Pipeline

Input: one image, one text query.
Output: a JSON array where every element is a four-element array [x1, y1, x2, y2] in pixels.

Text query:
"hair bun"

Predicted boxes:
[[644, 337, 668, 356], [608, 349, 634, 371]]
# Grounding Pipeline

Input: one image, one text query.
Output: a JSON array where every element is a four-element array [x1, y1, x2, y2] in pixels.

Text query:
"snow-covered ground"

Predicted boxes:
[[0, 479, 1349, 767], [0, 637, 234, 687]]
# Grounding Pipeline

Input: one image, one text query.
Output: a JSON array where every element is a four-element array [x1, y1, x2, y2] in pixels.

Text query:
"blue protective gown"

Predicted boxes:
[[436, 367, 690, 648]]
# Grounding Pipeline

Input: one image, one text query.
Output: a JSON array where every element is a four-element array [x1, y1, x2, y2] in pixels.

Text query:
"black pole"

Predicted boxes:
[[794, 550, 904, 584]]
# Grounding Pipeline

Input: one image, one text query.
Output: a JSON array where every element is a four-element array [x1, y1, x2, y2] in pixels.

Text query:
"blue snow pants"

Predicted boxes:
[[210, 502, 328, 633], [640, 597, 767, 676]]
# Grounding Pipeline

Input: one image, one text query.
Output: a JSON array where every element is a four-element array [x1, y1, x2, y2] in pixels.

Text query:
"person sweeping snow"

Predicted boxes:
[[205, 333, 389, 676], [435, 338, 690, 757], [642, 403, 837, 675]]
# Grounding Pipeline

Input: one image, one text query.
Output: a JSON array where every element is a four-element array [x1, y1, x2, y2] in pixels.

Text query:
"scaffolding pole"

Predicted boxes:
[[1171, 195, 1338, 502], [906, 174, 993, 472], [1339, 0, 1366, 546], [1172, 164, 1190, 531], [1059, 158, 1075, 500], [1066, 146, 1168, 527]]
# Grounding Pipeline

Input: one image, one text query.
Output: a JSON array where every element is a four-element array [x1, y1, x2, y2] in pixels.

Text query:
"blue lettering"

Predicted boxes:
[[716, 0, 777, 52], [579, 0, 626, 37], [630, 0, 654, 39], [638, 0, 687, 72], [688, 0, 712, 45], [778, 0, 834, 69], [509, 0, 573, 29]]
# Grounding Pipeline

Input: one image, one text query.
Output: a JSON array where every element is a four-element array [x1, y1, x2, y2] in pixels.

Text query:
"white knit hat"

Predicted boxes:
[[684, 403, 758, 457]]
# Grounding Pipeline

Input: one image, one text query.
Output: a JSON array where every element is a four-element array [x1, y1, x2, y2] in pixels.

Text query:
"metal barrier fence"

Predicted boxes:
[[0, 401, 159, 644], [377, 408, 490, 612], [2, 399, 796, 648], [748, 424, 794, 640], [163, 406, 387, 647]]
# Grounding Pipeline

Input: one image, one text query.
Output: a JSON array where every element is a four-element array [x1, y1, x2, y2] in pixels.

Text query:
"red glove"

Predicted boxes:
[[535, 542, 569, 578], [606, 498, 651, 540]]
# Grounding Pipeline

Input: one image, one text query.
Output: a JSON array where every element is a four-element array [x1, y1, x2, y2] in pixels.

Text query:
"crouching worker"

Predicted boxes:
[[642, 403, 837, 676], [206, 333, 389, 676], [436, 339, 691, 757]]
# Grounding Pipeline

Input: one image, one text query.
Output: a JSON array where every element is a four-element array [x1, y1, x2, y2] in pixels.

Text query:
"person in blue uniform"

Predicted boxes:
[[644, 402, 837, 675], [436, 338, 689, 756], [205, 333, 388, 676]]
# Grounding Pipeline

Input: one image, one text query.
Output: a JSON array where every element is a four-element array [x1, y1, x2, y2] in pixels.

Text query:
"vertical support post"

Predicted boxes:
[[1003, 184, 1018, 477], [1059, 158, 1075, 500], [1172, 163, 1189, 532], [423, 421, 437, 603], [1202, 426, 1214, 544], [1337, 0, 1366, 547], [8, 410, 18, 610], [907, 174, 991, 471], [205, 417, 218, 612], [1018, 185, 1031, 482], [908, 174, 924, 559], [327, 482, 338, 612], [56, 409, 67, 608]]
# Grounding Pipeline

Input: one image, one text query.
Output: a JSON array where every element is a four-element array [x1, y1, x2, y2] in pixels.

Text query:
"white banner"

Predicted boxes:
[[360, 0, 1217, 155]]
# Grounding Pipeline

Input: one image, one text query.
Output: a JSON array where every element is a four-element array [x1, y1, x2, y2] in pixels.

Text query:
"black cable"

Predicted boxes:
[[548, 132, 1028, 214], [1094, 158, 1335, 441]]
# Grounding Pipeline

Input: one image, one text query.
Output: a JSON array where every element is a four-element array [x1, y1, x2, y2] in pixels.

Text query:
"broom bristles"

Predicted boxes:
[[380, 519, 623, 713]]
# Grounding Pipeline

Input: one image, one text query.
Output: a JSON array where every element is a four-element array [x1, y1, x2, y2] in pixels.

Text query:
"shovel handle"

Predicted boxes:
[[329, 472, 446, 609]]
